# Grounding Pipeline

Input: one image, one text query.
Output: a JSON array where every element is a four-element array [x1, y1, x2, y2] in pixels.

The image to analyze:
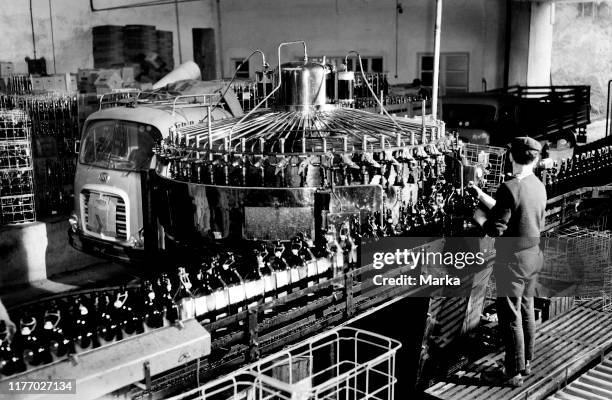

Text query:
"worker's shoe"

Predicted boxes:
[[521, 361, 532, 376], [481, 368, 524, 388]]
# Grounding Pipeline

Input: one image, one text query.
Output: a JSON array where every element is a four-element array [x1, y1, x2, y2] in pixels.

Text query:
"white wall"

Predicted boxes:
[[219, 0, 507, 90], [0, 0, 216, 75]]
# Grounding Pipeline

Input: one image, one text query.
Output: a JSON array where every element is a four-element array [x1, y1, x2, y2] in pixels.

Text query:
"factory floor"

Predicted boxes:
[[1, 119, 608, 310]]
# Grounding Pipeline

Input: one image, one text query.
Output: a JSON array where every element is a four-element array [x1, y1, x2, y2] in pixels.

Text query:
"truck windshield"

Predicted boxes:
[[80, 120, 162, 171], [442, 104, 497, 128]]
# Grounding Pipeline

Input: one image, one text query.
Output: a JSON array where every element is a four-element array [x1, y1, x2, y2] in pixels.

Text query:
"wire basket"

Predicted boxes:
[[0, 194, 36, 224], [542, 226, 612, 299], [460, 143, 507, 195], [165, 327, 402, 400], [0, 109, 30, 141]]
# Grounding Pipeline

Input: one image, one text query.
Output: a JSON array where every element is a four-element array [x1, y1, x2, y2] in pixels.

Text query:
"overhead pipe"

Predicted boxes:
[[431, 0, 442, 120], [90, 0, 201, 12]]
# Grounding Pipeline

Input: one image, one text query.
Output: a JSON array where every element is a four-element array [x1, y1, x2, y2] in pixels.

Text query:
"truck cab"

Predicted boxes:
[[68, 93, 232, 262]]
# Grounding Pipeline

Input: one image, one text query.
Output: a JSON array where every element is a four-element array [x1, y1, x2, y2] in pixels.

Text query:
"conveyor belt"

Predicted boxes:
[[424, 301, 612, 400], [547, 353, 612, 400]]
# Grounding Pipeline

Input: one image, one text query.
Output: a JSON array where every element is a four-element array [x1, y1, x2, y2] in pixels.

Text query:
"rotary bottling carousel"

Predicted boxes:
[[153, 42, 483, 259]]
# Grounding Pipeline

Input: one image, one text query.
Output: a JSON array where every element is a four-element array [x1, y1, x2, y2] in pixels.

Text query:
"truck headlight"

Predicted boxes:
[[68, 212, 79, 232], [128, 229, 144, 249]]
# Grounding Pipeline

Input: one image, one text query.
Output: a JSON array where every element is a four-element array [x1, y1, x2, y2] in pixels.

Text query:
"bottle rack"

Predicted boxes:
[[1, 94, 80, 218], [0, 110, 36, 225]]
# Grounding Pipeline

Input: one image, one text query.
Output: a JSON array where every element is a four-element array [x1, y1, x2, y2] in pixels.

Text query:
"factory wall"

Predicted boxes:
[[219, 0, 507, 91], [0, 0, 217, 75]]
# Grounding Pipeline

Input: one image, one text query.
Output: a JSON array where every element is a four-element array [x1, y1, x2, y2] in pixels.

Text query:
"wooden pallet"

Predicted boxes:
[[424, 301, 612, 400]]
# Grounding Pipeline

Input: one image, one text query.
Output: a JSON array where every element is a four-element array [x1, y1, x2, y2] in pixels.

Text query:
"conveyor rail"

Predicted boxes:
[[547, 353, 612, 400]]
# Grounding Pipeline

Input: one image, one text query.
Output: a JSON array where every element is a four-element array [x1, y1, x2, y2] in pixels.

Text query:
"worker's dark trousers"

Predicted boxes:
[[494, 246, 543, 376]]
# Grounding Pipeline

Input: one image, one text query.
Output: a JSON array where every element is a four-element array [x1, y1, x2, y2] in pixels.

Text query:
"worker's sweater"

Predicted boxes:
[[483, 174, 547, 260]]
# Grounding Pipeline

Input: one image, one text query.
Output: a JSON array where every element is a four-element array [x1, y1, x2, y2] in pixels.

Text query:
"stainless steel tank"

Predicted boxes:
[[276, 61, 332, 110]]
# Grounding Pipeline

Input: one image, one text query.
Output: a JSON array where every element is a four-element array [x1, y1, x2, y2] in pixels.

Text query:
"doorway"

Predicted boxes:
[[192, 28, 216, 80]]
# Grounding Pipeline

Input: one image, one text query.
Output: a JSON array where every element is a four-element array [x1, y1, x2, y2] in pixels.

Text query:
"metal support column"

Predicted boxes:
[[432, 0, 443, 120]]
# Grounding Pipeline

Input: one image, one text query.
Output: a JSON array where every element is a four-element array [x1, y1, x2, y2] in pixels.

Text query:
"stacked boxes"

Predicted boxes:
[[31, 73, 78, 94], [0, 110, 35, 224]]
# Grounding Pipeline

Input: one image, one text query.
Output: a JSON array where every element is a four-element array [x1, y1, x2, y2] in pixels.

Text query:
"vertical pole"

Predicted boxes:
[[29, 0, 37, 59], [207, 105, 213, 148], [395, 0, 400, 79], [606, 80, 611, 138], [432, 0, 443, 120], [175, 0, 183, 64], [48, 0, 56, 74]]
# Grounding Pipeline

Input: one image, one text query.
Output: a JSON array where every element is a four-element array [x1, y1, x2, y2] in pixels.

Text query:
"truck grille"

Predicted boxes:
[[81, 189, 127, 240]]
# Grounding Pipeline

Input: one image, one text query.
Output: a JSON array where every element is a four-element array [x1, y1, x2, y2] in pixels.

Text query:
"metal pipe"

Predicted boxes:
[[228, 41, 308, 146], [90, 0, 200, 12], [48, 0, 56, 74], [175, 0, 183, 64], [606, 79, 612, 137], [212, 49, 268, 111], [432, 0, 443, 120], [29, 0, 37, 59]]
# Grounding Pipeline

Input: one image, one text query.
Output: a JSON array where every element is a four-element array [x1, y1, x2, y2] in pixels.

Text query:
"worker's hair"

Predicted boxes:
[[510, 147, 539, 165]]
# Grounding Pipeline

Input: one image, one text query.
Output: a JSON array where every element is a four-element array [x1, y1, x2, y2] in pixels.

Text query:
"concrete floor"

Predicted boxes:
[[2, 119, 609, 310]]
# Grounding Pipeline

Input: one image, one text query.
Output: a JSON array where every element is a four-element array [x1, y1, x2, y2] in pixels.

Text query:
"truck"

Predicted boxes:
[[441, 85, 591, 147], [68, 91, 235, 262]]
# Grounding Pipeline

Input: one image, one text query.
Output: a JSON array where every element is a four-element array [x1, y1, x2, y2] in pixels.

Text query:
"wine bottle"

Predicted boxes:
[[0, 320, 25, 376], [95, 292, 120, 343], [18, 312, 49, 366], [70, 296, 96, 350], [141, 281, 164, 329], [43, 301, 72, 358]]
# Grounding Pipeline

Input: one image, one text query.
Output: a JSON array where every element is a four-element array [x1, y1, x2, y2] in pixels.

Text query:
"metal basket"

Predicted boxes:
[[165, 327, 402, 400], [460, 143, 507, 195], [542, 226, 612, 300]]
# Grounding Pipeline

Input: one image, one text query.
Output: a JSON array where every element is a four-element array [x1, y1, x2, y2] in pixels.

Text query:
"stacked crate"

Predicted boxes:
[[0, 110, 35, 224], [92, 25, 125, 68]]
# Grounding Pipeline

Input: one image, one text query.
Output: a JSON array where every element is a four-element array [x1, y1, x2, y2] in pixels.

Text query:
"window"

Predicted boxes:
[[232, 59, 250, 79], [80, 120, 161, 172], [418, 53, 469, 95]]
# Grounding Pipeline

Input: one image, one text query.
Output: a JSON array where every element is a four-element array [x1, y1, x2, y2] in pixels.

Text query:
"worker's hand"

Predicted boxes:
[[473, 207, 488, 227], [467, 181, 483, 200]]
